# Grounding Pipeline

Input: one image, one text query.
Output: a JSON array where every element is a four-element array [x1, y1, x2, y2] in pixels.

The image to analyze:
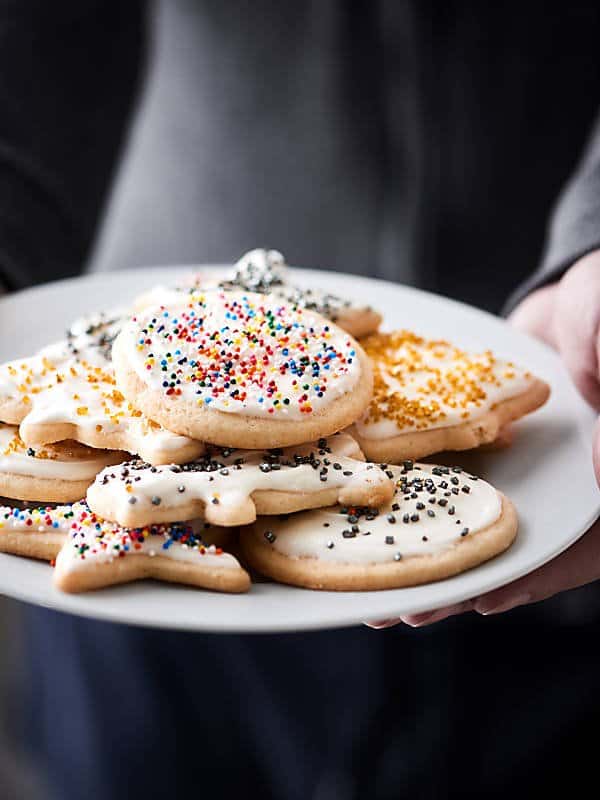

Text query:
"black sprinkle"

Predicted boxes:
[[385, 535, 395, 545], [264, 530, 276, 543], [151, 496, 161, 506]]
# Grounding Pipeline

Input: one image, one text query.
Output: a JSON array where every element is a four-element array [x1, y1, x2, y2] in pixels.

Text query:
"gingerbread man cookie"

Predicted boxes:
[[86, 433, 395, 528], [351, 330, 550, 462], [243, 462, 517, 590], [113, 291, 373, 449]]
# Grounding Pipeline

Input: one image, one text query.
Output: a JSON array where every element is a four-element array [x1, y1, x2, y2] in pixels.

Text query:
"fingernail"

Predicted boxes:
[[476, 592, 532, 615], [401, 601, 470, 627], [364, 619, 397, 629]]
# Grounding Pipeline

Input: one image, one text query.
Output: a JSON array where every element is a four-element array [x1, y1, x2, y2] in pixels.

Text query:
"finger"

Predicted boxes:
[[593, 418, 600, 487], [508, 284, 559, 349], [400, 600, 475, 627], [553, 253, 600, 410], [474, 517, 600, 615], [363, 619, 401, 630]]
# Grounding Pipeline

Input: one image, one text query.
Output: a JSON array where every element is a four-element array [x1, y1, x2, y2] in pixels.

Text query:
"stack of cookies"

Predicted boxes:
[[0, 249, 549, 595]]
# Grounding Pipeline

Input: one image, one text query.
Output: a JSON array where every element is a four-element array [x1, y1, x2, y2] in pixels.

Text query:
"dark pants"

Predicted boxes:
[[21, 588, 600, 800]]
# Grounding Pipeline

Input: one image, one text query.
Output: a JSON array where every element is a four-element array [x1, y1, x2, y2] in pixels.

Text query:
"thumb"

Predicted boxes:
[[553, 253, 600, 411], [508, 283, 558, 348]]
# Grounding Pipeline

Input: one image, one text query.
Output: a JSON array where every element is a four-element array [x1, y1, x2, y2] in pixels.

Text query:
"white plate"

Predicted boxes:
[[0, 267, 598, 632]]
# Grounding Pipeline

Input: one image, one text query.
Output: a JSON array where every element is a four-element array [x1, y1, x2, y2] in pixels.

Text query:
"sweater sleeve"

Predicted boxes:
[[0, 0, 146, 290], [506, 109, 600, 311]]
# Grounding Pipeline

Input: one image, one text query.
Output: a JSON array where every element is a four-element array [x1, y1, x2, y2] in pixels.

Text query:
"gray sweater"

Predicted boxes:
[[3, 1, 600, 313]]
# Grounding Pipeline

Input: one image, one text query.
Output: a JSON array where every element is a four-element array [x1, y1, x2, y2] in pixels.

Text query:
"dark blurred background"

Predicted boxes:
[[2, 1, 600, 798]]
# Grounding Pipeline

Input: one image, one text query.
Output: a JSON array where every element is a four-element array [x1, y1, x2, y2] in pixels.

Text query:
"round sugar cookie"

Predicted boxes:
[[87, 432, 395, 528], [134, 248, 382, 339], [113, 291, 373, 449], [351, 330, 550, 462], [0, 424, 125, 502], [242, 462, 517, 591]]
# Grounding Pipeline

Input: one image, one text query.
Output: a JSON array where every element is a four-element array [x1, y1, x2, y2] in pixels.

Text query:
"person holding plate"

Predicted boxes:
[[1, 3, 600, 799]]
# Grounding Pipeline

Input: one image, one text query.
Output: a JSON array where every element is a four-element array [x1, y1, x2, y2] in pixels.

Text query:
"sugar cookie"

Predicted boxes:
[[0, 501, 73, 560], [113, 291, 373, 449], [86, 432, 394, 528], [134, 248, 382, 339], [53, 503, 250, 594], [0, 424, 125, 502], [243, 462, 517, 590], [0, 310, 204, 465], [351, 330, 550, 462], [0, 499, 249, 592]]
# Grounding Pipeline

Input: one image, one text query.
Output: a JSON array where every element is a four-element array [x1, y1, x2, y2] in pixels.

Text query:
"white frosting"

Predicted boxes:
[[256, 463, 502, 563], [87, 432, 392, 526], [0, 424, 117, 481], [0, 500, 240, 573], [356, 332, 535, 439], [0, 310, 204, 464], [0, 502, 76, 535], [124, 290, 362, 419], [56, 511, 240, 573]]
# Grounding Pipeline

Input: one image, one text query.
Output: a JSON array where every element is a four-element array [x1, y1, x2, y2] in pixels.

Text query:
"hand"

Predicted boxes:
[[367, 251, 600, 629]]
